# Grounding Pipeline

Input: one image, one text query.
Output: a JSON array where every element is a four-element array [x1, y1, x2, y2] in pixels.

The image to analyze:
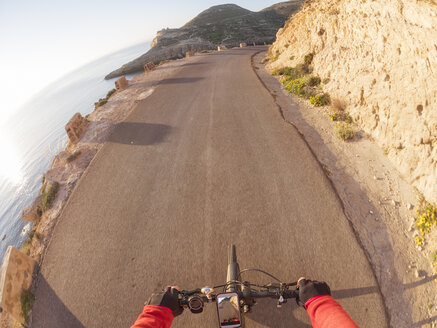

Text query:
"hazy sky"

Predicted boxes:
[[0, 0, 280, 123]]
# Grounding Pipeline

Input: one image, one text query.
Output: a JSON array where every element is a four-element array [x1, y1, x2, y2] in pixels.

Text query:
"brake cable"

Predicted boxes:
[[238, 268, 282, 282]]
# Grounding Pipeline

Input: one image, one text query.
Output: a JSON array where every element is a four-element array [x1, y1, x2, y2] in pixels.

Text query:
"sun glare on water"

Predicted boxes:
[[0, 134, 23, 185]]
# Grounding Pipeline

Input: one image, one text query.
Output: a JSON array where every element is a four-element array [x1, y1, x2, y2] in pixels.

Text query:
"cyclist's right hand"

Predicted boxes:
[[146, 286, 184, 317], [296, 278, 331, 308]]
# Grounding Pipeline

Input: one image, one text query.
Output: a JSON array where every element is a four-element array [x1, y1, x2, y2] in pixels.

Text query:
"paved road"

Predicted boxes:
[[33, 47, 388, 327]]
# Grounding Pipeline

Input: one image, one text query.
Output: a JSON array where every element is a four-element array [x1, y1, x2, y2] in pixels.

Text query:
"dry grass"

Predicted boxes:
[[331, 98, 347, 112]]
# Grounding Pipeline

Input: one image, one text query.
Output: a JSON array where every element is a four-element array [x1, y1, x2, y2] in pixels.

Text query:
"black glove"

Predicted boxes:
[[147, 286, 184, 317], [296, 279, 331, 308]]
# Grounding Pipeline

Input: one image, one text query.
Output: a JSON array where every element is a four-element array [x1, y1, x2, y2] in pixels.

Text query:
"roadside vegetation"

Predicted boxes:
[[20, 288, 35, 325], [36, 182, 59, 218], [21, 181, 59, 255], [66, 150, 82, 163], [94, 88, 116, 109], [269, 53, 356, 141], [414, 204, 436, 247]]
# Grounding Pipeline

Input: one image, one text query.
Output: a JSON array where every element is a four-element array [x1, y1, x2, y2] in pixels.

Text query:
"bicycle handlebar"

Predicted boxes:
[[179, 285, 298, 313]]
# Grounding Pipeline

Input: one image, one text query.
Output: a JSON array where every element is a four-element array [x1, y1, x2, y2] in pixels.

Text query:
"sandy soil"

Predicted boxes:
[[253, 51, 437, 327]]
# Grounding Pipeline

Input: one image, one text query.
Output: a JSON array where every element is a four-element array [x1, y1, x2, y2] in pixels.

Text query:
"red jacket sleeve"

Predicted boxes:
[[306, 295, 359, 328], [131, 305, 174, 328]]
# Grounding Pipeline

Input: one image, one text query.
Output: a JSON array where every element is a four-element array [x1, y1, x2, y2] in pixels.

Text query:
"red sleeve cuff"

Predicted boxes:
[[305, 294, 330, 310]]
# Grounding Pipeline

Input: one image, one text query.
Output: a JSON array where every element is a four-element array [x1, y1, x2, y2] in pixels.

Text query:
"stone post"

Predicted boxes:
[[115, 76, 128, 91], [0, 247, 37, 326], [65, 113, 88, 144]]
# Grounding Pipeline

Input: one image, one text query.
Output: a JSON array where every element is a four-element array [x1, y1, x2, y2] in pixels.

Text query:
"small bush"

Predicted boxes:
[[335, 123, 355, 141], [285, 78, 307, 96], [66, 150, 82, 163], [301, 87, 317, 99], [331, 112, 353, 123], [310, 93, 331, 106], [27, 230, 41, 241], [330, 113, 340, 121], [94, 98, 107, 109], [37, 182, 59, 216], [304, 53, 314, 65], [305, 75, 321, 87], [331, 98, 347, 112], [270, 67, 295, 76], [106, 89, 116, 99], [21, 289, 35, 324], [289, 55, 295, 61], [296, 63, 310, 75], [95, 89, 116, 109], [415, 205, 436, 237], [343, 113, 353, 124], [280, 76, 293, 84]]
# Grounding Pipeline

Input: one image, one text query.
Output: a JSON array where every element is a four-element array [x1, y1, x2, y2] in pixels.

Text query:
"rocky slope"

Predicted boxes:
[[105, 1, 304, 79], [269, 0, 437, 204]]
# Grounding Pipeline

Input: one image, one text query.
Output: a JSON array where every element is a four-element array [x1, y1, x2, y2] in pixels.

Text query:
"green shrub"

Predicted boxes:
[[280, 76, 292, 84], [285, 78, 307, 96], [343, 113, 353, 124], [37, 182, 59, 217], [335, 123, 355, 141], [296, 63, 310, 75], [331, 112, 353, 123], [270, 68, 282, 76], [301, 87, 317, 99], [94, 88, 116, 109], [305, 75, 321, 87], [289, 55, 295, 60], [330, 113, 339, 121], [310, 93, 331, 106], [270, 67, 295, 76], [27, 230, 41, 241], [94, 98, 107, 109], [304, 53, 314, 65], [21, 289, 35, 324], [66, 150, 81, 163], [106, 88, 116, 98]]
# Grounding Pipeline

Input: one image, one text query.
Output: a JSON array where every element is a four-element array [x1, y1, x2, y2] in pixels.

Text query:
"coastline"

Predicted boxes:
[[23, 55, 206, 264], [0, 53, 209, 326]]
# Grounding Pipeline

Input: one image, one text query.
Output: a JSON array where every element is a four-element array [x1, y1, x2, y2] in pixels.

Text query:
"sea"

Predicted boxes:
[[0, 41, 151, 260]]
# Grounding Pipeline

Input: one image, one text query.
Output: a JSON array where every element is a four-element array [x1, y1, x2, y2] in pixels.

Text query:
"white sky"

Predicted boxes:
[[0, 0, 281, 125]]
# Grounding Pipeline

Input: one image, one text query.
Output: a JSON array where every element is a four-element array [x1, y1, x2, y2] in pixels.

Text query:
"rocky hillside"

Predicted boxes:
[[105, 1, 304, 79], [269, 0, 437, 203]]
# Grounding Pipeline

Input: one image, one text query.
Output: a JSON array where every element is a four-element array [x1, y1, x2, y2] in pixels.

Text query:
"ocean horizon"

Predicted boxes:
[[0, 41, 151, 259]]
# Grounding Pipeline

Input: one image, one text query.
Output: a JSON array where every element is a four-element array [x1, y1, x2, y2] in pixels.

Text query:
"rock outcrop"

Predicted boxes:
[[269, 0, 437, 203], [105, 1, 304, 79]]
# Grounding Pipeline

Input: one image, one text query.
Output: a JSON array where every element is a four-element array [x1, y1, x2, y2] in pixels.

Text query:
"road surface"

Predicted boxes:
[[33, 47, 388, 327]]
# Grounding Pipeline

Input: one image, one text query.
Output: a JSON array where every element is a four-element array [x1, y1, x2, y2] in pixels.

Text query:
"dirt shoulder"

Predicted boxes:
[[252, 51, 437, 327]]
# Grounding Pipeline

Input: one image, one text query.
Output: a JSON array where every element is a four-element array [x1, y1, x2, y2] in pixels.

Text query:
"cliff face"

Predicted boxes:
[[105, 1, 304, 79], [270, 0, 437, 203]]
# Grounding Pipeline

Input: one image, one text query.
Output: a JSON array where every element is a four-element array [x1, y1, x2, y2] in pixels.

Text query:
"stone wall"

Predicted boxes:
[[269, 0, 437, 203], [65, 113, 88, 144]]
